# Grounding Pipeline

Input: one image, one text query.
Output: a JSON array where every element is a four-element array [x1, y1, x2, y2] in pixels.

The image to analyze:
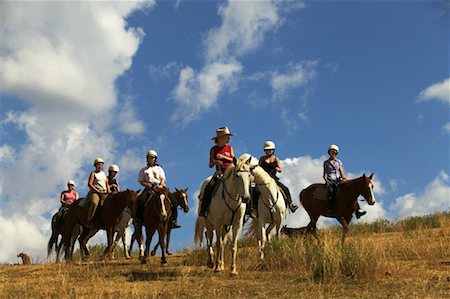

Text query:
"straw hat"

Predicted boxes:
[[211, 127, 236, 140]]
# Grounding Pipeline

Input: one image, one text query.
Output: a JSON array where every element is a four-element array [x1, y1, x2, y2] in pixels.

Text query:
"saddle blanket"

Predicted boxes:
[[312, 185, 328, 201]]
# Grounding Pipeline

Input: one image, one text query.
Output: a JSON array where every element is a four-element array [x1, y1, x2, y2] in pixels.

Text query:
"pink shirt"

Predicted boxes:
[[62, 190, 77, 205]]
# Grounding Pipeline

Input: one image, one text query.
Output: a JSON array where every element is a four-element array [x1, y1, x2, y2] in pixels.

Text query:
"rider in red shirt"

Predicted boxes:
[[199, 127, 236, 217]]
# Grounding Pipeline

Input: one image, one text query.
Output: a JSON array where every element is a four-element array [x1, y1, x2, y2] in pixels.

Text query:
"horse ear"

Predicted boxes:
[[362, 173, 366, 178], [185, 187, 189, 191], [175, 187, 179, 192], [245, 156, 252, 165], [369, 173, 374, 179]]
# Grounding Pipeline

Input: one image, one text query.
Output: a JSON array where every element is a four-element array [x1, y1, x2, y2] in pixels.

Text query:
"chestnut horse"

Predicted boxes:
[[300, 173, 376, 243], [130, 187, 171, 264], [150, 188, 189, 256], [63, 189, 138, 261]]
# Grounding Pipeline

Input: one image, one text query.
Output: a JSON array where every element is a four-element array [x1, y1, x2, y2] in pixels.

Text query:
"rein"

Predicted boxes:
[[221, 168, 244, 226]]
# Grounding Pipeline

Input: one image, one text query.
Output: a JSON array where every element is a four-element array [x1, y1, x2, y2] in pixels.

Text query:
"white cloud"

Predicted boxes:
[[118, 99, 145, 135], [390, 171, 450, 219], [0, 1, 153, 113], [171, 0, 290, 124], [0, 2, 152, 263], [271, 62, 317, 99], [442, 122, 450, 133], [204, 0, 279, 62], [148, 61, 183, 81], [419, 78, 450, 104], [172, 61, 242, 125]]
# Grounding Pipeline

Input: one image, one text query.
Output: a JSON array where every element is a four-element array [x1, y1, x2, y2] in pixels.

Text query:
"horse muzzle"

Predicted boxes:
[[242, 195, 251, 204]]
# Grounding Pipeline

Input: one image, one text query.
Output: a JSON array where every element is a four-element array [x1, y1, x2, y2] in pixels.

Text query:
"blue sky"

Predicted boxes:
[[0, 1, 449, 263]]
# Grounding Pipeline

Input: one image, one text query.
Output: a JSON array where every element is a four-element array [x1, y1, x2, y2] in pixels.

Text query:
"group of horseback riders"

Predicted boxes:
[[56, 125, 366, 229], [56, 151, 182, 229], [198, 126, 366, 220]]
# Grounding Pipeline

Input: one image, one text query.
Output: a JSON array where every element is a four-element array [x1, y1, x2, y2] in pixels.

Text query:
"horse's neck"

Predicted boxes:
[[254, 168, 277, 196], [222, 174, 238, 198], [338, 179, 361, 203]]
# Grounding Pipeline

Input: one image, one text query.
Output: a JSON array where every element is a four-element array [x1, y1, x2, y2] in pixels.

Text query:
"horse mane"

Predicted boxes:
[[223, 164, 235, 180], [252, 165, 276, 186]]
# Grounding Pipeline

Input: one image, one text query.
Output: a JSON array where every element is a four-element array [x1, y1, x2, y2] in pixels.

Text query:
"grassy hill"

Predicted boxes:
[[1, 212, 449, 298]]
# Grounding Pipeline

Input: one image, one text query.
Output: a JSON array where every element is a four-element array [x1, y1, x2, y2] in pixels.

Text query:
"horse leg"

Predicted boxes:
[[122, 229, 130, 259], [151, 240, 159, 257], [337, 216, 350, 244], [141, 227, 155, 264], [230, 220, 244, 275], [55, 235, 64, 263], [159, 223, 168, 264], [256, 221, 264, 260], [206, 228, 214, 268], [165, 227, 172, 255], [214, 227, 224, 272], [102, 228, 114, 260]]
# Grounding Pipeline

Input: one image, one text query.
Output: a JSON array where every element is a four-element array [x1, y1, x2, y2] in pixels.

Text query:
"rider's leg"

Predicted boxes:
[[86, 192, 100, 227], [199, 178, 217, 217], [327, 183, 336, 210], [134, 189, 148, 225], [278, 181, 298, 213], [169, 194, 181, 228], [249, 186, 260, 218]]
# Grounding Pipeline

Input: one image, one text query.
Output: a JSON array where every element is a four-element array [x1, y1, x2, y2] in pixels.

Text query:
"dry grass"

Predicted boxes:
[[1, 212, 449, 298]]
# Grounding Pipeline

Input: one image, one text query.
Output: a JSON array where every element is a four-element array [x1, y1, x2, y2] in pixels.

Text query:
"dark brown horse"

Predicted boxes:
[[63, 189, 138, 261], [300, 173, 376, 243], [47, 210, 80, 262], [130, 187, 171, 264], [150, 188, 189, 256]]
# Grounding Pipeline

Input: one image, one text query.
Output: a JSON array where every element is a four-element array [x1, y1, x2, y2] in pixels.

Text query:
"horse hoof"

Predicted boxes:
[[166, 251, 172, 255], [214, 268, 222, 273], [161, 260, 168, 265], [125, 256, 131, 260], [230, 270, 238, 276], [150, 251, 156, 257]]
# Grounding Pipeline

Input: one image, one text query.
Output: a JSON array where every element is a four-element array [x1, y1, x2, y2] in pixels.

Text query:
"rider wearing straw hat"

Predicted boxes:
[[86, 157, 110, 228], [250, 141, 298, 218], [323, 144, 366, 219], [199, 126, 236, 217]]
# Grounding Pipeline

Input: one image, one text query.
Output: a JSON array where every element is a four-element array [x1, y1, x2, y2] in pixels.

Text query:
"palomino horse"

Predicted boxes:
[[300, 173, 376, 243], [63, 190, 138, 261], [47, 210, 81, 262], [194, 156, 252, 275], [250, 164, 286, 259], [150, 188, 189, 256], [130, 187, 171, 264]]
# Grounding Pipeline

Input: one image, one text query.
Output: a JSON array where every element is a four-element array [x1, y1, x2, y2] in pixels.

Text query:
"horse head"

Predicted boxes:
[[174, 187, 189, 213], [361, 173, 376, 205], [231, 155, 254, 203], [153, 187, 170, 222]]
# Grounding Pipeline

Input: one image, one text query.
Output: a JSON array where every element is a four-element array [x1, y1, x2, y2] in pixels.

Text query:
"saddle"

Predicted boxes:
[[312, 185, 330, 201]]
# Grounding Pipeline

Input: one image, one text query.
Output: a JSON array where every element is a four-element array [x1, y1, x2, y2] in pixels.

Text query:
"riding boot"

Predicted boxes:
[[278, 181, 298, 213], [250, 186, 260, 219], [199, 183, 214, 217]]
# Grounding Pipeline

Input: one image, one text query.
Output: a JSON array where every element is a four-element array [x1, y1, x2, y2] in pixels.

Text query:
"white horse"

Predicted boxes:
[[250, 165, 286, 259], [194, 156, 252, 275]]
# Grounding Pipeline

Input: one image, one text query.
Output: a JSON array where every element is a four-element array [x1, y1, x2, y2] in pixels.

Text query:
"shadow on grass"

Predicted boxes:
[[125, 270, 181, 281]]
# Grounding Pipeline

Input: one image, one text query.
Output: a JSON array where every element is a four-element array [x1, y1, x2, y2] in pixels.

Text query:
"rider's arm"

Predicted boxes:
[[60, 192, 65, 204], [323, 162, 329, 184], [276, 157, 282, 173], [105, 176, 110, 193], [209, 147, 220, 168], [88, 172, 100, 193], [75, 191, 79, 200], [339, 164, 346, 180], [116, 181, 120, 192], [216, 147, 234, 162]]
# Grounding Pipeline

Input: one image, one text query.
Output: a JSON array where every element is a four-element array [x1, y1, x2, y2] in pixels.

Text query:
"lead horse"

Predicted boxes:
[[63, 190, 138, 261], [300, 173, 376, 243], [194, 156, 252, 275]]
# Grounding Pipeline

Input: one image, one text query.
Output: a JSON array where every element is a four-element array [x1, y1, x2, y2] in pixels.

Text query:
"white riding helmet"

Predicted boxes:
[[147, 149, 158, 158], [109, 164, 120, 173], [263, 140, 276, 150], [328, 144, 340, 154], [67, 180, 75, 186], [93, 157, 104, 165]]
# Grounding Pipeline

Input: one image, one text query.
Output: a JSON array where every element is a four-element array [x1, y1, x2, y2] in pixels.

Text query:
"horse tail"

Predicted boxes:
[[243, 218, 257, 238], [194, 217, 204, 246], [47, 214, 59, 258]]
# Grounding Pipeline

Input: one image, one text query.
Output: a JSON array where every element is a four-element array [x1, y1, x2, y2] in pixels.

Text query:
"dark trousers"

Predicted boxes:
[[199, 174, 222, 216], [135, 188, 152, 223], [327, 183, 338, 209], [169, 193, 178, 223]]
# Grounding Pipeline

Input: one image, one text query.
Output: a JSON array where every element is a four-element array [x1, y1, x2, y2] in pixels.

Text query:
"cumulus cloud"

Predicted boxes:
[[118, 98, 145, 135], [390, 171, 450, 219], [271, 62, 317, 100], [172, 61, 242, 124], [0, 2, 152, 263], [442, 122, 450, 133], [171, 0, 291, 124], [419, 78, 450, 104]]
